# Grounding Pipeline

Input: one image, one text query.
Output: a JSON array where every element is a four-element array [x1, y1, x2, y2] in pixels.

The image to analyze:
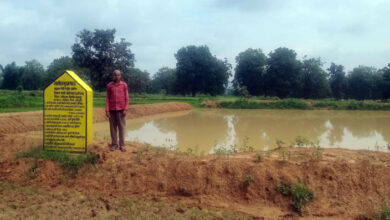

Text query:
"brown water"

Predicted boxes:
[[94, 109, 390, 153]]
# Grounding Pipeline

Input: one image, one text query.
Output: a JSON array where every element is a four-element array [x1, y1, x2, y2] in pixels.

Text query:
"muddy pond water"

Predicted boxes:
[[94, 109, 390, 153]]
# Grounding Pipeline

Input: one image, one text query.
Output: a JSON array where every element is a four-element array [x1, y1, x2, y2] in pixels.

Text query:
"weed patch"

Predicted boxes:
[[276, 182, 315, 213], [16, 147, 98, 175]]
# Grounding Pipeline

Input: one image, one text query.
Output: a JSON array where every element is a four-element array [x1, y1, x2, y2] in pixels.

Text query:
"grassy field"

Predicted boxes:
[[0, 90, 213, 113], [218, 98, 390, 110], [0, 90, 389, 113]]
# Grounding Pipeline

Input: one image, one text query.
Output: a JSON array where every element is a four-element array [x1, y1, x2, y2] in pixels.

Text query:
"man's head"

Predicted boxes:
[[112, 70, 121, 83]]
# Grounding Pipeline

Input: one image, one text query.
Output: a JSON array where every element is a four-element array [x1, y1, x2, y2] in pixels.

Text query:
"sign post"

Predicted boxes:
[[43, 70, 93, 153]]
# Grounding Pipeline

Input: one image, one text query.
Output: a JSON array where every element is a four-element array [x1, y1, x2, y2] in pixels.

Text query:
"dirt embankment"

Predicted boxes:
[[1, 142, 390, 219], [0, 102, 192, 161], [1, 102, 390, 219], [0, 102, 192, 135]]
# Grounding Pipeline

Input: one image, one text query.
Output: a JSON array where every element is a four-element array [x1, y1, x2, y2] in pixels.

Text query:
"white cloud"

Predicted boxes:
[[0, 0, 389, 74]]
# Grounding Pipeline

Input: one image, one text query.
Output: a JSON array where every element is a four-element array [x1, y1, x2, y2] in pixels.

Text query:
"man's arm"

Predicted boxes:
[[123, 83, 129, 116], [105, 84, 110, 118]]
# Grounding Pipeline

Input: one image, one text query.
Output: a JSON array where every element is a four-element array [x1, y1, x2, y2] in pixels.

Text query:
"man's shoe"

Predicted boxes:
[[119, 146, 126, 152], [110, 145, 118, 151]]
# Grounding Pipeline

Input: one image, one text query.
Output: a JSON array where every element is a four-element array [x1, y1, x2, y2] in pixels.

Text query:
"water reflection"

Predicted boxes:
[[95, 109, 390, 153]]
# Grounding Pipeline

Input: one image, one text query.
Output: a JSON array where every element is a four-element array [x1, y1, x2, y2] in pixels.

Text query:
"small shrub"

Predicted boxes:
[[291, 183, 315, 212], [378, 205, 390, 220], [276, 138, 285, 148], [239, 136, 254, 152], [311, 142, 324, 160], [279, 150, 291, 160], [243, 174, 254, 187], [295, 136, 310, 147], [254, 152, 263, 163], [276, 182, 291, 195], [276, 183, 315, 213]]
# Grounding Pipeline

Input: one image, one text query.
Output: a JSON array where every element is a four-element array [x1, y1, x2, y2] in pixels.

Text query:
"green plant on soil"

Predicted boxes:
[[254, 152, 263, 163], [295, 136, 310, 147], [276, 138, 285, 148], [276, 182, 315, 213], [377, 205, 390, 220], [243, 174, 254, 187], [239, 136, 254, 152], [276, 183, 291, 196], [279, 150, 291, 160], [213, 144, 238, 155], [16, 147, 98, 176], [135, 148, 146, 163], [311, 141, 324, 160]]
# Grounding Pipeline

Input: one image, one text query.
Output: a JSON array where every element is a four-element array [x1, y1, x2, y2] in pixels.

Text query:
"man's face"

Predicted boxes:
[[113, 71, 121, 82]]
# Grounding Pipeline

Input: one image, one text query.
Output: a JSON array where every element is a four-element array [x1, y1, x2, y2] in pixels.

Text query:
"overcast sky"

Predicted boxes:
[[1, 0, 389, 75]]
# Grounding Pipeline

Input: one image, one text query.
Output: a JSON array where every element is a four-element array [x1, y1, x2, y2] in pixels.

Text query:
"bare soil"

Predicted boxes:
[[1, 102, 390, 219]]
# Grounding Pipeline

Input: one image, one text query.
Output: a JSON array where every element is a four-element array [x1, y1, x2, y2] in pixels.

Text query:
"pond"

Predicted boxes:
[[94, 109, 390, 153]]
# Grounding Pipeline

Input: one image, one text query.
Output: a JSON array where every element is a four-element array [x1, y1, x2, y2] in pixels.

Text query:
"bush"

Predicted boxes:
[[276, 182, 315, 212]]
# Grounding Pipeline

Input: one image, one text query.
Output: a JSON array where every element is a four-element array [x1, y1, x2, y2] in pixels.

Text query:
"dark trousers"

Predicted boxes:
[[109, 110, 126, 147]]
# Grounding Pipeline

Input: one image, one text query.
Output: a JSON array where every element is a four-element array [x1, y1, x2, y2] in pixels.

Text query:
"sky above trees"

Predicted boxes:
[[0, 0, 389, 74]]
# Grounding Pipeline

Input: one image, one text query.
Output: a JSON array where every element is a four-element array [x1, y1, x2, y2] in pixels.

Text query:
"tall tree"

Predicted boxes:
[[264, 47, 302, 98], [301, 58, 330, 99], [233, 48, 267, 96], [122, 68, 151, 94], [21, 60, 45, 90], [380, 64, 390, 99], [72, 29, 135, 91], [328, 63, 347, 99], [347, 66, 377, 100], [2, 62, 22, 90], [151, 67, 176, 94], [175, 45, 231, 96], [45, 56, 89, 87], [0, 64, 3, 88]]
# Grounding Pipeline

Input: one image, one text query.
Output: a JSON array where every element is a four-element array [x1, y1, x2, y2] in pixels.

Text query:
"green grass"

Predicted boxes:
[[218, 98, 390, 110], [218, 99, 309, 109], [16, 147, 98, 175], [2, 89, 390, 113], [377, 205, 390, 220]]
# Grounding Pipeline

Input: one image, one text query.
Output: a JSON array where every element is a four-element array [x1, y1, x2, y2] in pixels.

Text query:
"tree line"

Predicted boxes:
[[0, 28, 389, 100]]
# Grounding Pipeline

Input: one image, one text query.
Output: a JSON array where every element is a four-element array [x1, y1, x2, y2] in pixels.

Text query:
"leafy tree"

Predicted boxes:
[[233, 48, 267, 96], [301, 58, 330, 99], [347, 66, 377, 100], [45, 56, 89, 87], [264, 47, 302, 98], [175, 45, 231, 96], [2, 62, 22, 90], [328, 63, 347, 99], [380, 64, 390, 99], [20, 60, 45, 90], [151, 67, 176, 94], [122, 68, 151, 93], [72, 29, 135, 91], [0, 64, 3, 88]]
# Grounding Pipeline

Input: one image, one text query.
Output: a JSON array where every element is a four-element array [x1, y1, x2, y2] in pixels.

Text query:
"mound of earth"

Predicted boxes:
[[1, 141, 390, 219]]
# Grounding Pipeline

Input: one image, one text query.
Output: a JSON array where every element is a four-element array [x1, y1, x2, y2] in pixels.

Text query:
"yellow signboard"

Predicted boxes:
[[43, 70, 93, 153]]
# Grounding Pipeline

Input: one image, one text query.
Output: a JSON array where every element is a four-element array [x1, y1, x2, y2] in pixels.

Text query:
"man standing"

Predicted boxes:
[[106, 70, 129, 152]]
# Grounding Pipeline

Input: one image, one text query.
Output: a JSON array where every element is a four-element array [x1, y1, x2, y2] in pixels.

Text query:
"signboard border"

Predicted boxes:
[[43, 71, 88, 153]]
